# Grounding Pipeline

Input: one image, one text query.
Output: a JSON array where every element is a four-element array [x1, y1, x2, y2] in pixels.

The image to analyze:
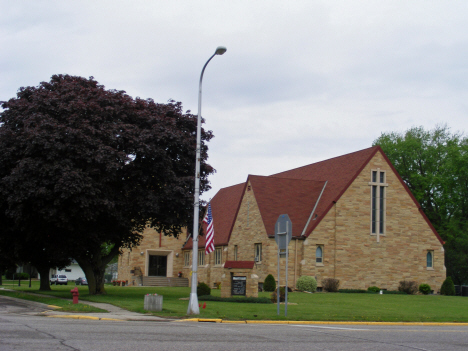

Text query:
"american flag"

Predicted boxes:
[[203, 203, 215, 255]]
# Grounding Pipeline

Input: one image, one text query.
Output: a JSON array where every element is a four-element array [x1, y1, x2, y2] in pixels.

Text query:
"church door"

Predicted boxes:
[[148, 255, 167, 277]]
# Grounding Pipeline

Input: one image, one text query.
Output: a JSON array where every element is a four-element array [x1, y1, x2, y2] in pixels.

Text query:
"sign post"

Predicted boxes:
[[274, 214, 292, 316]]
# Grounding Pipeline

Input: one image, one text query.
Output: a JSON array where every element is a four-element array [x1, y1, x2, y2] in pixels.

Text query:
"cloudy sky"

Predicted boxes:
[[1, 1, 467, 200]]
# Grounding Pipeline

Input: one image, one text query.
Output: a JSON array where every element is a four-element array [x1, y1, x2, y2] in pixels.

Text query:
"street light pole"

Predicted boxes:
[[187, 46, 226, 315]]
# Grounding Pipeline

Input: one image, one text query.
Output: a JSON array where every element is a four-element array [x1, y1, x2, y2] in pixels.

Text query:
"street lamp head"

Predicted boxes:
[[215, 46, 227, 55]]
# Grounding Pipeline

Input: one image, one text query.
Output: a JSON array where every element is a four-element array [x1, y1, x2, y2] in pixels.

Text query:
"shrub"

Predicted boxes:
[[339, 289, 367, 293], [296, 275, 317, 292], [322, 278, 340, 292], [7, 272, 29, 280], [197, 282, 211, 296], [398, 280, 418, 295], [440, 276, 456, 296], [367, 286, 380, 293], [263, 274, 276, 292], [271, 287, 286, 303], [419, 283, 431, 295]]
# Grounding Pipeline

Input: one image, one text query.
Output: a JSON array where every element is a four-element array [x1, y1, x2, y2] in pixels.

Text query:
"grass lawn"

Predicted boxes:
[[2, 280, 468, 322]]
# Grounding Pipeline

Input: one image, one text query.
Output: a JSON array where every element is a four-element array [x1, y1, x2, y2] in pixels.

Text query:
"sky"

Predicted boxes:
[[1, 1, 468, 201]]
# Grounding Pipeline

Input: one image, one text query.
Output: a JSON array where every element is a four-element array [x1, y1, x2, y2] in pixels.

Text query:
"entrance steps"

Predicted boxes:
[[142, 276, 189, 287]]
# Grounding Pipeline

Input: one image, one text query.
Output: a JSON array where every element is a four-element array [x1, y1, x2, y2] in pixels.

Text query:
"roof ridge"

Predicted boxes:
[[272, 146, 378, 177]]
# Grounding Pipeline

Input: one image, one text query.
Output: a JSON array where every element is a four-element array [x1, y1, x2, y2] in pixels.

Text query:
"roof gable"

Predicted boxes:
[[184, 183, 244, 250], [248, 175, 327, 237], [183, 145, 443, 249], [272, 146, 379, 235]]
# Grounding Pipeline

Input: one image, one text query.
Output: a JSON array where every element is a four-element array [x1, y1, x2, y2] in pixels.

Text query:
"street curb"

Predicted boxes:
[[178, 318, 468, 326], [46, 315, 125, 322]]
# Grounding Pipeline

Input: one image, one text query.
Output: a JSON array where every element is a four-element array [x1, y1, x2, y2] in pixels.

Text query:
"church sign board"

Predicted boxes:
[[231, 276, 247, 296]]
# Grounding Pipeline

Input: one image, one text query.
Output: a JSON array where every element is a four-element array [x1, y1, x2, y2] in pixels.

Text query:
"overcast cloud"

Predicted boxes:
[[1, 1, 467, 200]]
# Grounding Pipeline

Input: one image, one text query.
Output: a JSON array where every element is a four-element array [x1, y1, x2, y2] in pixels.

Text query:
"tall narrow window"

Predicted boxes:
[[184, 252, 190, 267], [198, 250, 204, 266], [215, 248, 222, 265], [254, 243, 262, 262], [316, 245, 323, 264], [234, 245, 238, 261], [369, 169, 388, 239], [427, 251, 433, 269]]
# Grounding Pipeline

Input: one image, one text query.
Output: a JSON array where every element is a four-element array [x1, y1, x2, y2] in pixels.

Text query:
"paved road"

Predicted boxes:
[[1, 294, 468, 351]]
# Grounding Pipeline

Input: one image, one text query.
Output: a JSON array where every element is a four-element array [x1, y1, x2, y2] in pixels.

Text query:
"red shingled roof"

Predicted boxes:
[[184, 183, 244, 250], [184, 145, 443, 249], [248, 175, 327, 237], [224, 261, 255, 269], [272, 146, 379, 236]]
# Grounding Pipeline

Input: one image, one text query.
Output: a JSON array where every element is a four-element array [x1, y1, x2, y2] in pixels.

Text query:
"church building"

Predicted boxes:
[[118, 146, 445, 292]]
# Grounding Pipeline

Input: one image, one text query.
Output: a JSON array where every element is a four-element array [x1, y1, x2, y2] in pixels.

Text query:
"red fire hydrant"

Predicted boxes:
[[70, 287, 79, 304]]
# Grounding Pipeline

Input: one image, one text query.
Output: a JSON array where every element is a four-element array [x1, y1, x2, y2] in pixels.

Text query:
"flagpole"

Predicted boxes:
[[187, 47, 226, 315]]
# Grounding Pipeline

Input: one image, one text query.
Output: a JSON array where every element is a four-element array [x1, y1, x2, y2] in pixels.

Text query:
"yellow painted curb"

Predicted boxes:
[[221, 320, 247, 324], [47, 315, 100, 320], [47, 305, 62, 310]]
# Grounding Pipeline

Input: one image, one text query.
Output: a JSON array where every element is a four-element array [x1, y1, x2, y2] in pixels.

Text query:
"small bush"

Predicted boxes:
[[296, 276, 317, 292], [367, 286, 380, 293], [271, 287, 286, 303], [440, 276, 456, 296], [339, 289, 367, 293], [263, 274, 276, 292], [7, 272, 29, 280], [322, 278, 340, 292], [398, 280, 418, 295], [419, 283, 431, 295], [197, 282, 211, 296]]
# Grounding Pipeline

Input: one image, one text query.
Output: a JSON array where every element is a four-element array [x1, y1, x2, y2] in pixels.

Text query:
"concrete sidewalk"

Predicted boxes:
[[0, 288, 172, 322], [43, 300, 173, 322]]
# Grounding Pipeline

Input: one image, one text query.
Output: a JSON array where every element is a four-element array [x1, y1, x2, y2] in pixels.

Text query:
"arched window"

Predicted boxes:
[[427, 251, 433, 268], [316, 246, 323, 263]]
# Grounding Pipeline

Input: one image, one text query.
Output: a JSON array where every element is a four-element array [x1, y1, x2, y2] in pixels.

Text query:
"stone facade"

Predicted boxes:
[[117, 226, 188, 285], [301, 151, 445, 290], [221, 270, 259, 298], [119, 148, 445, 293]]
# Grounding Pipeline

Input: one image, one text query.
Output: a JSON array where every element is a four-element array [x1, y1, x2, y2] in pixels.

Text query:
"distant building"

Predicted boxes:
[[118, 146, 445, 292], [48, 260, 85, 281]]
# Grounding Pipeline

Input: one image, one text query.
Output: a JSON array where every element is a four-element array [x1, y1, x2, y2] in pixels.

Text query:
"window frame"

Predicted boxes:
[[316, 245, 324, 266], [427, 250, 434, 269], [198, 250, 205, 266], [214, 248, 222, 266], [369, 169, 388, 240], [184, 252, 190, 267], [234, 245, 238, 261], [254, 243, 262, 263]]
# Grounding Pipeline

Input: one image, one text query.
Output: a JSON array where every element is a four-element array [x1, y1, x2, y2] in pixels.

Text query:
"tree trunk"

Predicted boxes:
[[77, 259, 107, 295], [36, 265, 51, 291], [0, 270, 3, 285], [76, 245, 119, 295]]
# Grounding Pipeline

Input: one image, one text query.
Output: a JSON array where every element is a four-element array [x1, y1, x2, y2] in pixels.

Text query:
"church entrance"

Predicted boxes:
[[148, 255, 167, 277]]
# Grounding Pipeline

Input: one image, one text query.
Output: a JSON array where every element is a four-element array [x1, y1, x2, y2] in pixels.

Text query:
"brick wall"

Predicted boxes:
[[117, 226, 187, 285]]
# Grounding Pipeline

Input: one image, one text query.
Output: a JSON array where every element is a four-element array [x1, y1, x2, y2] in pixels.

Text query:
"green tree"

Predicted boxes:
[[0, 75, 214, 294], [263, 274, 276, 292], [373, 125, 468, 284]]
